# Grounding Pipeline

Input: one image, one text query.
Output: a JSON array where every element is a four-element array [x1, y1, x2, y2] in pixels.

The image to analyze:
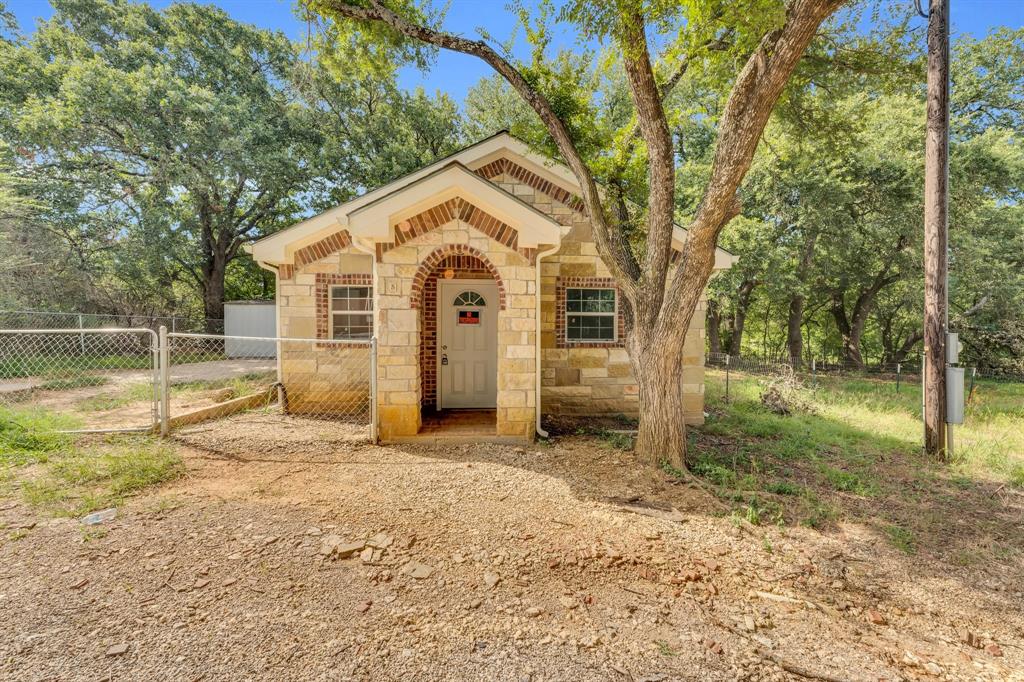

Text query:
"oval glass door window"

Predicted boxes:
[[453, 291, 486, 306]]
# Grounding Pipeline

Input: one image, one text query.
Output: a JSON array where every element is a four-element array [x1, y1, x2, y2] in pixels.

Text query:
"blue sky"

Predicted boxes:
[[6, 0, 1024, 103]]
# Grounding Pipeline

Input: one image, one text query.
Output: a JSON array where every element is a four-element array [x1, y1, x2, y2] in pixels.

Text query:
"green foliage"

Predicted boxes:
[[884, 524, 916, 554], [0, 405, 79, 465], [708, 26, 1024, 372], [18, 435, 184, 517], [0, 0, 463, 321]]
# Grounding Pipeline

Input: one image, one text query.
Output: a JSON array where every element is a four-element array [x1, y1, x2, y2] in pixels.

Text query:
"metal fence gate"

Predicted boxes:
[[0, 328, 159, 433], [0, 327, 377, 440]]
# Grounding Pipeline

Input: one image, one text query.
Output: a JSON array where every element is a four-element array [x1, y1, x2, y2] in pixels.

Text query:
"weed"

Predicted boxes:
[[821, 466, 877, 496], [7, 528, 29, 541], [691, 455, 737, 487], [1009, 464, 1024, 489], [761, 535, 773, 553], [597, 430, 634, 450], [884, 524, 917, 554], [765, 480, 802, 496], [0, 405, 79, 465], [655, 640, 677, 657]]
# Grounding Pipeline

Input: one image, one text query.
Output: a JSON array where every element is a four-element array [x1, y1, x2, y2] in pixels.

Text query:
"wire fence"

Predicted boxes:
[[0, 327, 376, 440], [0, 328, 159, 432], [0, 309, 223, 334], [706, 352, 1023, 384], [164, 332, 375, 436]]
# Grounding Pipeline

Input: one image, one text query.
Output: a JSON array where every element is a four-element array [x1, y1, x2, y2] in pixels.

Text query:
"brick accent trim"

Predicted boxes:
[[419, 259, 493, 409], [411, 245, 506, 311], [315, 273, 374, 342], [375, 197, 538, 264], [555, 276, 626, 349], [475, 158, 585, 213], [294, 229, 353, 267], [278, 264, 294, 280]]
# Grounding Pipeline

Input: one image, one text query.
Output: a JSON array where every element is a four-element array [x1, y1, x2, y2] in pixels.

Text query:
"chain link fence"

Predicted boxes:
[[0, 327, 376, 440], [162, 333, 375, 437], [0, 328, 159, 432], [0, 309, 223, 334]]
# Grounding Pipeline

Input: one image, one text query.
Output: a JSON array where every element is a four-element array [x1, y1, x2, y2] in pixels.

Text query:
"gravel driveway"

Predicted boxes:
[[1, 415, 1021, 681]]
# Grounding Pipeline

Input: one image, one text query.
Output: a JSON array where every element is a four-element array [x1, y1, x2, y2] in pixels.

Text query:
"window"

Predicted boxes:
[[453, 290, 486, 306], [330, 286, 373, 340], [565, 288, 616, 342]]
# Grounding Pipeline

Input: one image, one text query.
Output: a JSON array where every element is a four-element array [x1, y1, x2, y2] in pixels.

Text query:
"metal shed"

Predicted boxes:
[[224, 301, 276, 358]]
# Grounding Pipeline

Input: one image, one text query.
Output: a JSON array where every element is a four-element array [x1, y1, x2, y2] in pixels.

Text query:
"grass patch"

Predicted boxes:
[[0, 405, 81, 465], [1, 406, 183, 517], [884, 524, 917, 554], [75, 371, 274, 413], [694, 369, 1024, 563]]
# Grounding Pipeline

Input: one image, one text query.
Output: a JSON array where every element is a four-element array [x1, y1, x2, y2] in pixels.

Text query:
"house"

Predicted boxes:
[[249, 132, 736, 442]]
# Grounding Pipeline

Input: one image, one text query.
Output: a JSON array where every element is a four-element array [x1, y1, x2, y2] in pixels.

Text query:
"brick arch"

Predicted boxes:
[[410, 245, 506, 311]]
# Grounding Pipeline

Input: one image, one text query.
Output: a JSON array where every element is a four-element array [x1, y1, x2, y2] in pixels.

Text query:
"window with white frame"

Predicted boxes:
[[330, 286, 373, 340], [565, 288, 616, 342]]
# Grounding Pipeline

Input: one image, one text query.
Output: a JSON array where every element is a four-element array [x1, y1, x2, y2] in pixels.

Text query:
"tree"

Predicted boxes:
[[307, 0, 846, 468], [0, 0, 463, 327]]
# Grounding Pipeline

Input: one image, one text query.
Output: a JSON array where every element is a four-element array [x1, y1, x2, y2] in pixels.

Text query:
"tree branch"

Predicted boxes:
[[310, 0, 641, 302]]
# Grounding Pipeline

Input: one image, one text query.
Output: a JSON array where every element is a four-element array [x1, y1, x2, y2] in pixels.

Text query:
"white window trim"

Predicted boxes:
[[329, 284, 374, 341], [564, 286, 617, 343]]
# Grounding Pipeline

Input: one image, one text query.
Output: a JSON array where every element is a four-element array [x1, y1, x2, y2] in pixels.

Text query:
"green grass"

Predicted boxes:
[[0, 405, 81, 465], [694, 369, 1024, 562], [0, 406, 182, 517]]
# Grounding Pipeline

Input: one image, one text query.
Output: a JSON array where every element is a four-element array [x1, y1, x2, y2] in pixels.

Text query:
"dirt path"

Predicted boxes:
[[1, 416, 1021, 681], [4, 359, 276, 429]]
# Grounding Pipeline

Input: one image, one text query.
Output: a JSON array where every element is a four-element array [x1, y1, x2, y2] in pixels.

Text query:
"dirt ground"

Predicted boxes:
[[2, 358, 276, 430], [1, 414, 1022, 681]]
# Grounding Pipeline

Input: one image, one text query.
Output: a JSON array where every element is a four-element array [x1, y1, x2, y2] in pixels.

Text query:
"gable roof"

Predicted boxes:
[[249, 131, 738, 269]]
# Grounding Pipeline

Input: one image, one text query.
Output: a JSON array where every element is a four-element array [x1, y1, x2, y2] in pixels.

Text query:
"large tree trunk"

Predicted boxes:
[[787, 296, 804, 365], [727, 280, 756, 356], [201, 255, 227, 332], [630, 330, 687, 470], [707, 300, 723, 355]]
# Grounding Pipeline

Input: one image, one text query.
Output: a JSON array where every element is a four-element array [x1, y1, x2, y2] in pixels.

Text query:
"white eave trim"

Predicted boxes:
[[344, 162, 562, 249]]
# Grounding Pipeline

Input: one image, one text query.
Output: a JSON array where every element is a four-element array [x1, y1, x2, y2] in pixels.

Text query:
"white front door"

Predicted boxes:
[[438, 280, 498, 409]]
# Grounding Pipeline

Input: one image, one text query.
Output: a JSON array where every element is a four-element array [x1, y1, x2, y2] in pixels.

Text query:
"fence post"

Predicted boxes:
[[725, 354, 731, 404], [896, 363, 901, 393], [78, 313, 85, 355], [811, 357, 817, 387], [370, 336, 378, 442], [159, 325, 170, 437], [968, 367, 977, 405]]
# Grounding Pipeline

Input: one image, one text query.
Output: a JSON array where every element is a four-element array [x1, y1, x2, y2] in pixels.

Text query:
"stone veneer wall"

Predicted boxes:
[[485, 170, 706, 424], [374, 227, 537, 441], [276, 250, 374, 415]]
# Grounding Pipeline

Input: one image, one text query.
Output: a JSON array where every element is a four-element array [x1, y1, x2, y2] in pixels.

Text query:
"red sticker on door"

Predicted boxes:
[[458, 310, 480, 325]]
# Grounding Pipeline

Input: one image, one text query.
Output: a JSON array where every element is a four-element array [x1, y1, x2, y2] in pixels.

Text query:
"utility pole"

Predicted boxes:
[[923, 0, 950, 459]]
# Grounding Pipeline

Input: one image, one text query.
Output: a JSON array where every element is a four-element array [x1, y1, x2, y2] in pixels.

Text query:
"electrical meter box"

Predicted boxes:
[[946, 366, 965, 424], [946, 332, 962, 364]]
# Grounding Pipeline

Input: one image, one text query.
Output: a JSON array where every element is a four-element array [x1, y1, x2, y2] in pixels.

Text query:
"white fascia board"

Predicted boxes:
[[346, 163, 562, 248], [251, 133, 533, 263]]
